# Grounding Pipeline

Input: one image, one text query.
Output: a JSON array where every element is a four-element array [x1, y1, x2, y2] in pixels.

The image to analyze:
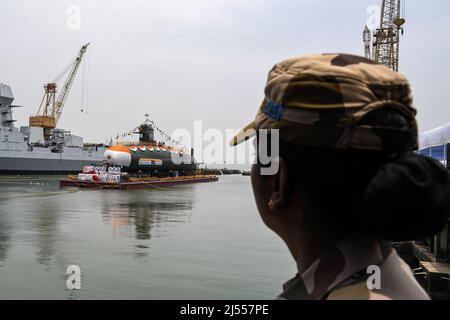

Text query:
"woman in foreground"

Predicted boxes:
[[231, 53, 450, 300]]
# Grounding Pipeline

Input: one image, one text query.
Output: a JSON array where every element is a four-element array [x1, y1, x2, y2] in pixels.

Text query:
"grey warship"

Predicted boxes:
[[0, 83, 105, 174]]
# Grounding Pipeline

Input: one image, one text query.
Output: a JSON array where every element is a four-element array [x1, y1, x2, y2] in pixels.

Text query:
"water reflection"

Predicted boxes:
[[0, 218, 11, 263], [32, 197, 62, 266], [100, 187, 194, 256], [0, 176, 292, 299], [0, 187, 16, 262], [127, 200, 194, 240], [0, 177, 65, 267]]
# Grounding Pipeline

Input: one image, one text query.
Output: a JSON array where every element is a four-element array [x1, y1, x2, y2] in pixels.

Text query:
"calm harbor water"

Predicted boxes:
[[0, 175, 294, 299]]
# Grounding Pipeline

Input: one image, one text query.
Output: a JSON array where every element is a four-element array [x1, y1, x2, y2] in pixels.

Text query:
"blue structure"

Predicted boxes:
[[419, 123, 450, 168]]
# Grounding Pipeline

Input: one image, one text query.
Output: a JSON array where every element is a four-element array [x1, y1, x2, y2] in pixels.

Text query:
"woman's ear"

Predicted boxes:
[[268, 157, 288, 210]]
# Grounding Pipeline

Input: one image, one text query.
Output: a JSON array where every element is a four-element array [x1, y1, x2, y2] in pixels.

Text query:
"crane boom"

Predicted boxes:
[[55, 43, 89, 122], [373, 0, 405, 71], [30, 43, 89, 139]]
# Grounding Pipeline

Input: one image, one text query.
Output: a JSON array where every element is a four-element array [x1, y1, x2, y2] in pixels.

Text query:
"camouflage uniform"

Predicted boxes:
[[278, 233, 429, 300], [231, 54, 429, 300]]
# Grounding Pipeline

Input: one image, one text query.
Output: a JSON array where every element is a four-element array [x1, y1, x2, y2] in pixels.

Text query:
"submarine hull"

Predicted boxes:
[[104, 145, 197, 173]]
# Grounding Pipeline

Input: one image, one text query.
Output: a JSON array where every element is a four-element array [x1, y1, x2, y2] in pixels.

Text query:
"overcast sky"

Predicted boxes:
[[1, 0, 449, 145]]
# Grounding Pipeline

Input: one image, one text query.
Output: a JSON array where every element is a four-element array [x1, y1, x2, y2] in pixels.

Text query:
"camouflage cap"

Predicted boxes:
[[230, 53, 418, 151]]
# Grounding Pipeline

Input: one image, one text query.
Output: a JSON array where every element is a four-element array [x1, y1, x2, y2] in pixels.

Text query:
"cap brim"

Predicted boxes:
[[229, 121, 257, 146]]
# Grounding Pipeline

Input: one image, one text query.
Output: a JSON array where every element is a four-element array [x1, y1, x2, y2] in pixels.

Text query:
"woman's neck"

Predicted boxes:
[[283, 221, 350, 274]]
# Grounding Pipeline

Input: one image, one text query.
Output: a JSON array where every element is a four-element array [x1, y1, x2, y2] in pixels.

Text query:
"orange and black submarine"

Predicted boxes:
[[103, 119, 197, 174]]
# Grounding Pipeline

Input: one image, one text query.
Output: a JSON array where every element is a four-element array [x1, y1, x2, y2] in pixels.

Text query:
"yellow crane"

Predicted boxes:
[[30, 43, 89, 138], [363, 0, 406, 71]]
